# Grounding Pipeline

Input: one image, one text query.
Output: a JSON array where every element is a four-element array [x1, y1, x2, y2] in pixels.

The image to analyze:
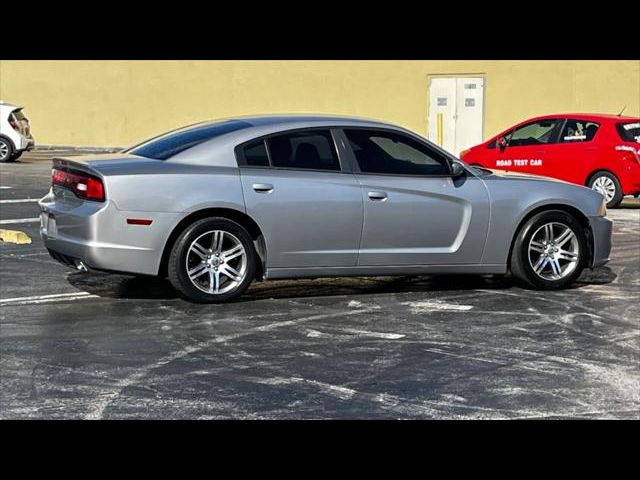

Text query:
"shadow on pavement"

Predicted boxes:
[[66, 265, 617, 302]]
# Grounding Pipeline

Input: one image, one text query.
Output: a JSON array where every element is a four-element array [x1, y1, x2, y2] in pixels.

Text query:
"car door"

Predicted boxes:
[[541, 118, 601, 185], [237, 128, 363, 268], [495, 119, 564, 174], [340, 128, 490, 266]]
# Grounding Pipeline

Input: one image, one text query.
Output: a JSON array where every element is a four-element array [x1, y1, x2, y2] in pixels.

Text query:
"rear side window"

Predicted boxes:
[[267, 130, 340, 171], [127, 120, 251, 160], [616, 122, 640, 143], [560, 119, 600, 142], [344, 129, 450, 176], [241, 140, 270, 166]]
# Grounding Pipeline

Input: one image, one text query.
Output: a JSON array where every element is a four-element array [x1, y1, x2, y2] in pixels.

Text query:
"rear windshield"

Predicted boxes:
[[616, 122, 640, 143], [126, 120, 252, 160], [12, 110, 27, 121]]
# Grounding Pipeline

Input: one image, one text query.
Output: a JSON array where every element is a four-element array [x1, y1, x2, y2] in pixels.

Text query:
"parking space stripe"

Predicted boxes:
[[0, 186, 13, 189], [0, 218, 40, 225], [0, 292, 97, 306], [0, 199, 39, 203]]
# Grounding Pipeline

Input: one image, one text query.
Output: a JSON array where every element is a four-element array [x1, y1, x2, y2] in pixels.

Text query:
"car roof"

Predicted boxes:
[[217, 113, 398, 129], [160, 114, 445, 166], [0, 101, 22, 111], [528, 112, 639, 122]]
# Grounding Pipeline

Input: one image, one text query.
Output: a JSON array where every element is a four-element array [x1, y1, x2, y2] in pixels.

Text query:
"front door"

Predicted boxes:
[[238, 129, 363, 268], [496, 118, 564, 174], [342, 128, 490, 266]]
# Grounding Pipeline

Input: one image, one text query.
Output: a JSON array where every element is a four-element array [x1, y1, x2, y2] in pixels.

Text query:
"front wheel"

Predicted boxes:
[[588, 171, 623, 208], [510, 210, 587, 290], [168, 217, 257, 303]]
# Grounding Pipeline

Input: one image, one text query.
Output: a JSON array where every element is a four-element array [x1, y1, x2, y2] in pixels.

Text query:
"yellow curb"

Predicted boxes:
[[0, 229, 32, 244]]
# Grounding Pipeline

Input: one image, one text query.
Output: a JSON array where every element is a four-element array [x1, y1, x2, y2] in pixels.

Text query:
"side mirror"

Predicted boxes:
[[450, 161, 465, 178], [497, 136, 508, 148]]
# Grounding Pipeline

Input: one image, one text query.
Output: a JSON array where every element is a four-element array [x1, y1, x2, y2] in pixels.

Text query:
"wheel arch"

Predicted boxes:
[[507, 203, 593, 271], [158, 207, 266, 280], [585, 168, 619, 186], [0, 134, 16, 151]]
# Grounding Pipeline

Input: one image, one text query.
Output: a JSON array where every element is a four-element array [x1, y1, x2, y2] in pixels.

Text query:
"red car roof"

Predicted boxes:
[[528, 113, 639, 122]]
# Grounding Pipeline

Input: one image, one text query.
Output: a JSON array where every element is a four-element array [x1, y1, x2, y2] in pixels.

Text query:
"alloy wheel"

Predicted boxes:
[[0, 140, 9, 161], [591, 176, 616, 203], [528, 222, 580, 281], [185, 230, 248, 295]]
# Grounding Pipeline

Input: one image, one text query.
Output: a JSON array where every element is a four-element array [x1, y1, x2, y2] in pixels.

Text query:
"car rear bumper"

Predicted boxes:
[[38, 189, 177, 276], [19, 135, 34, 151], [589, 215, 613, 268]]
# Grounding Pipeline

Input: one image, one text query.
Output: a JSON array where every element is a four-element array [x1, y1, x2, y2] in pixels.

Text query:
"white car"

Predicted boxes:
[[0, 101, 35, 162]]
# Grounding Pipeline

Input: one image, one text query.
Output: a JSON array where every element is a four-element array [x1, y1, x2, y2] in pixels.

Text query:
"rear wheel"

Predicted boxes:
[[510, 210, 587, 290], [168, 217, 257, 303], [588, 171, 623, 208], [0, 138, 14, 162]]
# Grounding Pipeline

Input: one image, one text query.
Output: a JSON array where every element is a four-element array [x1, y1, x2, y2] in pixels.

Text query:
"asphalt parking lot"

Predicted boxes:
[[1, 150, 639, 419]]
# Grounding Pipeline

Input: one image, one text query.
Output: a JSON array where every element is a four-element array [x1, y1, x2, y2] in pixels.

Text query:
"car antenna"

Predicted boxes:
[[617, 105, 626, 116]]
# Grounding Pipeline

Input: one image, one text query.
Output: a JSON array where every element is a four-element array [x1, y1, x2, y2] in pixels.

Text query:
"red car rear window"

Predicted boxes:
[[616, 122, 640, 143]]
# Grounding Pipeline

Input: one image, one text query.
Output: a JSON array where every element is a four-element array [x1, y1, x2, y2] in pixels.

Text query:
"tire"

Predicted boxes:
[[0, 138, 14, 162], [588, 171, 623, 208], [168, 217, 257, 303], [510, 210, 587, 290]]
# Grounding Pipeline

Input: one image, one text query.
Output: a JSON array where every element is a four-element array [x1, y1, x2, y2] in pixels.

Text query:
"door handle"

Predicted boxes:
[[252, 183, 274, 193], [368, 191, 388, 201]]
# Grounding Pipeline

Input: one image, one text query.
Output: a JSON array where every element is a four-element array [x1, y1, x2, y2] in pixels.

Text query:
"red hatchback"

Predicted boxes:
[[460, 113, 640, 207]]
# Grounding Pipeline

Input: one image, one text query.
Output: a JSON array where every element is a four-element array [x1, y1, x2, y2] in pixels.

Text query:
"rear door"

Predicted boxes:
[[542, 118, 601, 184], [341, 128, 490, 266], [238, 129, 363, 268]]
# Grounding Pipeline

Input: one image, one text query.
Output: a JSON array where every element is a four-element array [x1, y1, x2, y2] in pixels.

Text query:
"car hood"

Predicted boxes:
[[482, 168, 572, 185]]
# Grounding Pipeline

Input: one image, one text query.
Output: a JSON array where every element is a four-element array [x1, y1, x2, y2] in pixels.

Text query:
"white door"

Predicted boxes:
[[428, 77, 457, 154], [428, 77, 484, 157]]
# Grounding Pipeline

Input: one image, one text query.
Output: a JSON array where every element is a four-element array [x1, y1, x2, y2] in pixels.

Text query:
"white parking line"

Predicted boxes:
[[0, 199, 39, 204], [0, 186, 13, 189], [0, 292, 97, 306], [0, 218, 40, 225]]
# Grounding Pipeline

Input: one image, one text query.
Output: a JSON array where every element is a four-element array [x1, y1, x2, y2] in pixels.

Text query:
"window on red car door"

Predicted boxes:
[[507, 119, 563, 147], [559, 120, 600, 143]]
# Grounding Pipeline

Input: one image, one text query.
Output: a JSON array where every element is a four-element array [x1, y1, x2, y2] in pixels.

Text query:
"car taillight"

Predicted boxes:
[[52, 169, 105, 202], [615, 145, 640, 164]]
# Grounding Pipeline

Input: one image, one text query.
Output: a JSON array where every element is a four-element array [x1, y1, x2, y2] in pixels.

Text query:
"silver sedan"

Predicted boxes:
[[39, 115, 613, 302]]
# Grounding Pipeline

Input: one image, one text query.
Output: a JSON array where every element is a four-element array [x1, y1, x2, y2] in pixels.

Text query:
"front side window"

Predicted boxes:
[[560, 120, 600, 143], [507, 120, 562, 147], [344, 129, 450, 176], [127, 120, 251, 160], [267, 130, 340, 171]]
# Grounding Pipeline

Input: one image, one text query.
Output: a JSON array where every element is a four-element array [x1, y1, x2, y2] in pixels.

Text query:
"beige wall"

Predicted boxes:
[[0, 60, 638, 148]]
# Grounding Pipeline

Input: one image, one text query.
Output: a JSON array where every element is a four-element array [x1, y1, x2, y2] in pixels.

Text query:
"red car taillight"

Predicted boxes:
[[615, 145, 640, 165], [52, 169, 105, 202]]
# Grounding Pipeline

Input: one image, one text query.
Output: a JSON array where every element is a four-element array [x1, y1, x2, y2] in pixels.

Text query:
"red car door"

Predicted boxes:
[[494, 118, 563, 175]]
